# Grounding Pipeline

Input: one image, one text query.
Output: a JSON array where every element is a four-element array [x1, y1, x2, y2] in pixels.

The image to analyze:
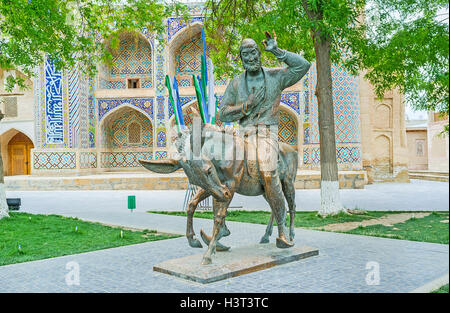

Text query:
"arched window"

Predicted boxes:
[[128, 122, 141, 144]]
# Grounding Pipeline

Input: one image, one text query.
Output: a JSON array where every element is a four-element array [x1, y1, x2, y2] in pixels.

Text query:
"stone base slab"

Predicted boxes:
[[153, 243, 319, 284], [5, 170, 367, 191]]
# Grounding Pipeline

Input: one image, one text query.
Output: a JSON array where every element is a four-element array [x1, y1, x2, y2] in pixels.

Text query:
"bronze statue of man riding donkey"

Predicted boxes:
[[141, 31, 311, 265]]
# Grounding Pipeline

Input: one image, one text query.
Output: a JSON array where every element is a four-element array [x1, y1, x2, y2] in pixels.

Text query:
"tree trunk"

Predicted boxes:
[[313, 32, 345, 216], [0, 110, 9, 219]]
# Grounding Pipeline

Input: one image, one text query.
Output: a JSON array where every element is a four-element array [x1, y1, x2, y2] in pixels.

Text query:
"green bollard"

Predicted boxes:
[[128, 195, 136, 212]]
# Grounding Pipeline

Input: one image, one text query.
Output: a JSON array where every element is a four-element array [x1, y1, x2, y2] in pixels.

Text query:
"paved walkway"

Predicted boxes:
[[0, 205, 448, 292], [5, 179, 449, 213]]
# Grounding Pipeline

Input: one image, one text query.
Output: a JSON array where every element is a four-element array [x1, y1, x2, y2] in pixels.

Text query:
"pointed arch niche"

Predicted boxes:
[[168, 22, 206, 88], [98, 31, 154, 90], [100, 105, 153, 150]]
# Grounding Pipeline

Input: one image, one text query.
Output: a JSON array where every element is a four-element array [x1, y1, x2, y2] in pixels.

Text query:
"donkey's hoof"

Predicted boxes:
[[200, 229, 231, 251], [201, 257, 212, 265], [188, 237, 203, 248], [276, 237, 294, 249], [259, 236, 270, 244]]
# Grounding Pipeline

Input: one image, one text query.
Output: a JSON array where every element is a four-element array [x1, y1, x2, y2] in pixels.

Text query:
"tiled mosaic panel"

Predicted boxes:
[[33, 67, 43, 148], [79, 75, 89, 149], [68, 66, 80, 148], [280, 92, 300, 114], [155, 37, 166, 94], [168, 96, 196, 119], [88, 78, 96, 148], [157, 125, 167, 148], [45, 59, 64, 144], [109, 109, 153, 148], [175, 33, 211, 87], [278, 110, 297, 146], [80, 152, 97, 169], [303, 146, 361, 165], [141, 79, 153, 88], [155, 151, 168, 160], [305, 63, 360, 144], [100, 152, 153, 168], [167, 16, 205, 41], [98, 98, 153, 120], [33, 152, 76, 169], [111, 33, 153, 79], [107, 81, 126, 89]]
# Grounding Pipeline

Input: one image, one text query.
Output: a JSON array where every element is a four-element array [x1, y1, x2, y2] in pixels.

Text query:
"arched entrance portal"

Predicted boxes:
[[8, 132, 34, 175]]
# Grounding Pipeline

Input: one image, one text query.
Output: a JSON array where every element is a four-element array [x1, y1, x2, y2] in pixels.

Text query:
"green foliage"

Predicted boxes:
[[0, 212, 179, 266], [432, 284, 449, 293], [358, 0, 449, 125], [204, 0, 365, 78], [204, 0, 449, 130], [0, 0, 188, 91]]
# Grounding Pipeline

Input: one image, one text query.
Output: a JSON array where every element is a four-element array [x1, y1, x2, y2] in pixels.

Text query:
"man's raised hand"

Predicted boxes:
[[262, 30, 277, 52]]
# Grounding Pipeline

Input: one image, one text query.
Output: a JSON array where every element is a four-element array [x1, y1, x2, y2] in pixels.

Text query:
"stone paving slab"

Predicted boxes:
[[154, 244, 319, 284], [0, 212, 448, 293]]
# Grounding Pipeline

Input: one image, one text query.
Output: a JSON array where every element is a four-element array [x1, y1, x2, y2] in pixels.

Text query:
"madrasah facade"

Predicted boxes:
[[1, 0, 416, 190]]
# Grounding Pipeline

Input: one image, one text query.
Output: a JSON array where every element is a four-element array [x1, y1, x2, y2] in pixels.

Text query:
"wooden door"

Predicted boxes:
[[8, 133, 34, 175]]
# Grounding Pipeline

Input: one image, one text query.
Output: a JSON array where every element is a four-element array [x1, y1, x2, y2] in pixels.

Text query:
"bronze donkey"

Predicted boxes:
[[140, 122, 298, 265]]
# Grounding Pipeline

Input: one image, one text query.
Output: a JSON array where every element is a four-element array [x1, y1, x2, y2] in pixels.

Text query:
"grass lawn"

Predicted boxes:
[[148, 210, 397, 228], [345, 212, 449, 244], [432, 284, 449, 293], [148, 210, 449, 244], [0, 212, 180, 266]]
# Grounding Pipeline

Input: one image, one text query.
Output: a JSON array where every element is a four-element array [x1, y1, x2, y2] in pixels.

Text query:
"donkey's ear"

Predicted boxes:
[[139, 159, 182, 174]]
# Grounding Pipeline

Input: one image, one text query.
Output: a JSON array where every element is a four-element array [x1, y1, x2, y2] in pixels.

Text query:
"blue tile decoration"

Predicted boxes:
[[98, 98, 153, 121], [45, 59, 64, 144]]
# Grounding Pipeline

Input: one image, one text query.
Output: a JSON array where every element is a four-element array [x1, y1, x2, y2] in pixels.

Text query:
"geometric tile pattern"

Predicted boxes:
[[278, 110, 297, 146], [79, 75, 89, 149], [88, 78, 96, 148], [98, 98, 153, 121], [167, 16, 205, 41], [336, 146, 361, 163], [68, 65, 80, 148], [107, 81, 126, 89], [280, 92, 300, 114], [303, 145, 361, 165], [155, 151, 168, 160], [305, 62, 361, 144], [109, 110, 153, 148], [141, 79, 153, 88], [154, 38, 167, 149], [80, 152, 97, 169], [169, 96, 196, 119], [33, 152, 76, 169], [111, 33, 152, 79], [156, 124, 167, 148], [100, 152, 153, 168], [175, 33, 210, 87]]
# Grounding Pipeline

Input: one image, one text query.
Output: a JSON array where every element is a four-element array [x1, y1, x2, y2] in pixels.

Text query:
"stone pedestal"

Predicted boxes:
[[153, 243, 319, 284]]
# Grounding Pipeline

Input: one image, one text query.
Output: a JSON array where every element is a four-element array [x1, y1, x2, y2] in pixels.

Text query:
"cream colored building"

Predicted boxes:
[[0, 69, 35, 176], [427, 113, 449, 172], [406, 120, 428, 170]]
